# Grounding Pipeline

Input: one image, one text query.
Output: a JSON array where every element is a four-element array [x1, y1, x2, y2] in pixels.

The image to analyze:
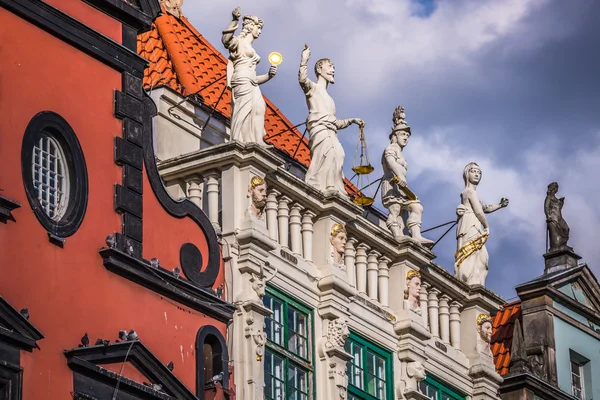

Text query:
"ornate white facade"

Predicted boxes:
[[150, 83, 506, 399]]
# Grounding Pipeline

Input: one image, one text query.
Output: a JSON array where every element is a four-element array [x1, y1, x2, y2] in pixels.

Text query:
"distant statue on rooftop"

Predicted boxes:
[[222, 7, 277, 145], [544, 182, 570, 252], [455, 162, 509, 286], [299, 44, 364, 196], [381, 106, 433, 247]]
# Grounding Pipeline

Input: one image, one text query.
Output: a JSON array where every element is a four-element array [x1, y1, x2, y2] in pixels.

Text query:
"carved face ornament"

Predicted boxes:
[[407, 275, 421, 301], [330, 231, 347, 255], [318, 61, 335, 84], [478, 321, 492, 343], [468, 166, 482, 185], [250, 183, 267, 209]]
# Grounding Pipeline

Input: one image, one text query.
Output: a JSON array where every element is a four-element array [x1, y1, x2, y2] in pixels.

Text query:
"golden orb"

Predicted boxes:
[[268, 52, 283, 65]]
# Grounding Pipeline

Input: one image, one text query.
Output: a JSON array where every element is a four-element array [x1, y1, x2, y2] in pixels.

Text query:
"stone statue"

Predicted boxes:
[[299, 45, 364, 195], [455, 162, 509, 286], [403, 270, 422, 315], [222, 7, 277, 145], [381, 106, 433, 247], [247, 176, 267, 220], [330, 223, 347, 268], [476, 313, 493, 358], [544, 182, 570, 251], [160, 0, 183, 18]]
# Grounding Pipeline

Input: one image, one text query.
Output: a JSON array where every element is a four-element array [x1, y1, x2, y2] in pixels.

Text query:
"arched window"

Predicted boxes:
[[196, 326, 229, 399]]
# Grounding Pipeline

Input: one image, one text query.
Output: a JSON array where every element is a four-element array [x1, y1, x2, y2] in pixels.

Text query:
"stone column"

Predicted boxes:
[[186, 177, 203, 208], [301, 210, 316, 262], [428, 288, 440, 338], [265, 189, 280, 242], [205, 171, 221, 233], [367, 250, 381, 301], [450, 301, 462, 350], [289, 204, 303, 256], [277, 196, 291, 248], [378, 256, 391, 307], [355, 244, 369, 295], [344, 238, 357, 287], [420, 282, 429, 329], [439, 295, 451, 344]]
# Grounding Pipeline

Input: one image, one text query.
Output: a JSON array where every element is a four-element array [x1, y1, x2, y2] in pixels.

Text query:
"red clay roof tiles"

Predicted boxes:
[[491, 300, 522, 375], [138, 9, 329, 178]]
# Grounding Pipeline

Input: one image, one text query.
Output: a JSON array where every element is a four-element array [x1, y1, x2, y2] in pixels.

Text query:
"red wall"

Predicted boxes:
[[0, 5, 226, 399]]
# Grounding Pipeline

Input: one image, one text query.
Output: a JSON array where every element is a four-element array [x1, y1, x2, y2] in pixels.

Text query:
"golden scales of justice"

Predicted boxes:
[[351, 125, 376, 206]]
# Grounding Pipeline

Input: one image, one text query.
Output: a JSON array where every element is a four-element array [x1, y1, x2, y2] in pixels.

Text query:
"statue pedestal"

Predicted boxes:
[[543, 247, 581, 274], [468, 354, 503, 400], [394, 309, 431, 400]]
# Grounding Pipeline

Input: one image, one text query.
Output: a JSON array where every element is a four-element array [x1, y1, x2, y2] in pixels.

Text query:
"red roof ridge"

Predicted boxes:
[[138, 9, 359, 195]]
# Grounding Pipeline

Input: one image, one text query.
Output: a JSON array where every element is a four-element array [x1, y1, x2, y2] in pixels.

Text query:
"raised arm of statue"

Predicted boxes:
[[222, 7, 240, 49], [298, 45, 315, 94]]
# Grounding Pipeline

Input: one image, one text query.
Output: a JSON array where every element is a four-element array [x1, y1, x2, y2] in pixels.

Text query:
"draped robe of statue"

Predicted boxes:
[[225, 37, 267, 145], [455, 190, 489, 286], [299, 64, 349, 196], [545, 189, 570, 251]]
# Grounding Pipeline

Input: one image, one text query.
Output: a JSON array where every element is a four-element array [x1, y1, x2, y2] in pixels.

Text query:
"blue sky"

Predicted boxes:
[[183, 0, 600, 300]]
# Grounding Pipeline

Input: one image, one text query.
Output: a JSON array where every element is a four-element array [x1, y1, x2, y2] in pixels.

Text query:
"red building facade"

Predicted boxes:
[[0, 1, 234, 399]]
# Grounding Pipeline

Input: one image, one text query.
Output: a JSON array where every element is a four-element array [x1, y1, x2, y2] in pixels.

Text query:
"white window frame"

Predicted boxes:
[[570, 358, 585, 399], [32, 134, 70, 221]]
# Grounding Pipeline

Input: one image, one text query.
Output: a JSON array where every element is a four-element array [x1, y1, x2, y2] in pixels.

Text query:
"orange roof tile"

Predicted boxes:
[[137, 9, 359, 195], [491, 300, 522, 375]]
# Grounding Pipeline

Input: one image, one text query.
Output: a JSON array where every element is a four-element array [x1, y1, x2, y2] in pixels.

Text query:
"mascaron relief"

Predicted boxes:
[[330, 223, 347, 269], [404, 269, 422, 315], [476, 313, 493, 358]]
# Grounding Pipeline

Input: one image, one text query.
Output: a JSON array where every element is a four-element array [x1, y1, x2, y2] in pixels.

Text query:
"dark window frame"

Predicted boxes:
[[195, 325, 229, 398], [21, 111, 88, 240]]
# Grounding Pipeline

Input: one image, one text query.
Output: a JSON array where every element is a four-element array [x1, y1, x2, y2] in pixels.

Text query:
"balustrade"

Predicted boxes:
[[289, 204, 303, 255], [266, 190, 280, 242], [301, 211, 315, 262], [378, 256, 391, 307], [355, 244, 369, 295], [277, 196, 291, 248]]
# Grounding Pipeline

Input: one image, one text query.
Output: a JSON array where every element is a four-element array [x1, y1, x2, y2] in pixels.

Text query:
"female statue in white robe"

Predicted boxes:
[[222, 7, 277, 145], [455, 163, 508, 286]]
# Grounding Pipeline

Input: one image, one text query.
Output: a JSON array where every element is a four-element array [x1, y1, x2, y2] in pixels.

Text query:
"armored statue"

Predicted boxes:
[[299, 45, 364, 196], [381, 106, 433, 247], [329, 223, 347, 268], [247, 176, 267, 220], [403, 270, 422, 315], [455, 162, 509, 286], [222, 7, 277, 144], [476, 313, 493, 358], [544, 182, 570, 251]]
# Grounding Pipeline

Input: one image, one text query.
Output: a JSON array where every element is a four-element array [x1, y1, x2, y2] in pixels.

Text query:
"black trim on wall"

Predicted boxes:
[[0, 360, 23, 400], [82, 0, 160, 33], [0, 0, 148, 78], [0, 296, 44, 352], [21, 111, 88, 243], [0, 196, 21, 224], [99, 248, 235, 322], [65, 340, 197, 400], [141, 96, 221, 289], [195, 326, 230, 398]]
